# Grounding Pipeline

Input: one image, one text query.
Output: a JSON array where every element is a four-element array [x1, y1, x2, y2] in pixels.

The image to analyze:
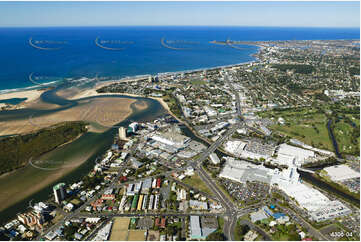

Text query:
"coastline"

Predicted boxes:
[[0, 43, 260, 219], [0, 43, 260, 103]]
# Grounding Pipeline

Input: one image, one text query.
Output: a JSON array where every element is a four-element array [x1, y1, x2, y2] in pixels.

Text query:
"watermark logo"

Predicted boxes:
[[28, 73, 64, 87], [28, 37, 68, 50], [28, 157, 79, 171], [95, 36, 134, 51], [27, 113, 59, 128], [160, 37, 200, 50]]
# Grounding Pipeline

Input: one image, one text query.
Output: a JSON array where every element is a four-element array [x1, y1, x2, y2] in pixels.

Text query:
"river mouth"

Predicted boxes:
[[0, 84, 168, 223]]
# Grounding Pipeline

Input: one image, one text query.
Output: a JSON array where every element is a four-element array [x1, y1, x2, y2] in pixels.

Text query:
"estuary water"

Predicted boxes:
[[0, 91, 168, 223]]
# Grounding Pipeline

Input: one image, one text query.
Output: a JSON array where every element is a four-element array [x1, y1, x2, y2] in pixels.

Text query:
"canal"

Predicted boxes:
[[299, 170, 359, 207]]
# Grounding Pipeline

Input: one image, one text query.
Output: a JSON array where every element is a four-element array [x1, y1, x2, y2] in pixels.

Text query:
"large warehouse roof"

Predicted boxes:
[[277, 143, 315, 163], [324, 165, 360, 181]]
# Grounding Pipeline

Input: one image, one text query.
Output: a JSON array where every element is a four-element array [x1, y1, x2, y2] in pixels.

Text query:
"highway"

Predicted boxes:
[[78, 212, 226, 218], [224, 73, 267, 137], [189, 122, 241, 169], [37, 71, 269, 241]]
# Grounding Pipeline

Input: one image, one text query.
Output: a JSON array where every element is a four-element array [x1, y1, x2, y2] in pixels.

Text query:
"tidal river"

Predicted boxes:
[[0, 85, 167, 224]]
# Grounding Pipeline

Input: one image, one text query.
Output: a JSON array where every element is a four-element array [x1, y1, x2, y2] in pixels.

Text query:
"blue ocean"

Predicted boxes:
[[0, 26, 359, 91]]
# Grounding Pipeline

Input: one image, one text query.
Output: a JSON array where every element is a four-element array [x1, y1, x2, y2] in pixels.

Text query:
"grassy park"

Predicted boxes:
[[182, 174, 213, 195], [332, 114, 360, 155], [259, 107, 333, 151], [259, 106, 360, 156]]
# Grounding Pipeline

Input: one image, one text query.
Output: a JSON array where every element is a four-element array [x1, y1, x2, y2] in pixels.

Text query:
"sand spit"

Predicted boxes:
[[0, 97, 137, 136]]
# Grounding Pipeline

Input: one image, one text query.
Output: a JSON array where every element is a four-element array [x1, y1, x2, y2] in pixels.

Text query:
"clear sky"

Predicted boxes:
[[0, 1, 359, 28]]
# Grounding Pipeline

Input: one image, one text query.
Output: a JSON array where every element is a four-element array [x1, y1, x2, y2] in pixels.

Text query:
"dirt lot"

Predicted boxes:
[[109, 217, 130, 241], [127, 230, 146, 241], [147, 230, 160, 241]]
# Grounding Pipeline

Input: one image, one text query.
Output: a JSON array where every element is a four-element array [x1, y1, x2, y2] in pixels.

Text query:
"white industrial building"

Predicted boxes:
[[224, 140, 247, 157], [151, 131, 190, 149], [276, 143, 315, 166], [241, 149, 270, 161], [309, 200, 352, 222], [190, 216, 202, 239], [219, 157, 351, 222], [273, 153, 296, 166], [210, 121, 229, 133], [324, 165, 360, 181], [209, 153, 220, 165], [219, 157, 273, 184], [273, 166, 351, 222]]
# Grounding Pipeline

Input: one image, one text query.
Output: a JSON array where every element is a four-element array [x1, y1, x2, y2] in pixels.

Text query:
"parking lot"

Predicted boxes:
[[220, 179, 270, 206]]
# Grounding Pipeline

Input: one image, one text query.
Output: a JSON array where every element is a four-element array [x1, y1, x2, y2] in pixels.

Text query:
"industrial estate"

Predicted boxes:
[[0, 39, 359, 242]]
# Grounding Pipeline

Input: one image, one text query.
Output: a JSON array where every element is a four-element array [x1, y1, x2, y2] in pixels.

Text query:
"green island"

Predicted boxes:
[[0, 121, 88, 175]]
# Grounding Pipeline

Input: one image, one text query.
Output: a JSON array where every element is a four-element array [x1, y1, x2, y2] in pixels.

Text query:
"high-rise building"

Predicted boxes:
[[118, 127, 128, 140], [53, 183, 66, 204]]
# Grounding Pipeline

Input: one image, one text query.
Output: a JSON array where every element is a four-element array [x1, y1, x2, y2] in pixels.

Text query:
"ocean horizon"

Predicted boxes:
[[0, 26, 359, 92]]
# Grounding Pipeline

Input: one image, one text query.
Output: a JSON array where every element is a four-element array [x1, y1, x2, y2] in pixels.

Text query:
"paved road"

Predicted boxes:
[[224, 73, 266, 137], [189, 123, 241, 169], [275, 202, 328, 240], [37, 72, 268, 241], [79, 212, 226, 218], [238, 219, 272, 241]]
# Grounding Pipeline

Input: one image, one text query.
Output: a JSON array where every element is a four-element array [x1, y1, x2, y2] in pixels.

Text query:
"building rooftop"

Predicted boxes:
[[324, 165, 360, 181], [190, 216, 202, 239], [277, 144, 315, 164]]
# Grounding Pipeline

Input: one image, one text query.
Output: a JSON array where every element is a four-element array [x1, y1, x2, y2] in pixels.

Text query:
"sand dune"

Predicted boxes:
[[0, 97, 141, 136]]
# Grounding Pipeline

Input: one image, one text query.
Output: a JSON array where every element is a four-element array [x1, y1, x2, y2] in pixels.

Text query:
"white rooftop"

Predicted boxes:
[[324, 165, 360, 181], [277, 143, 315, 164]]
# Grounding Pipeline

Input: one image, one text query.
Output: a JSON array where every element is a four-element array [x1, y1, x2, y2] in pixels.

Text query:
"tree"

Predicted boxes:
[[166, 225, 178, 236], [235, 223, 250, 240], [206, 231, 227, 241]]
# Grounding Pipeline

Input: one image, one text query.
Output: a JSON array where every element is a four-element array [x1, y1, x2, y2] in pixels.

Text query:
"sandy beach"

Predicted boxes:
[[60, 78, 143, 100], [59, 80, 174, 117], [0, 87, 150, 211], [0, 89, 45, 104], [0, 97, 139, 136]]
